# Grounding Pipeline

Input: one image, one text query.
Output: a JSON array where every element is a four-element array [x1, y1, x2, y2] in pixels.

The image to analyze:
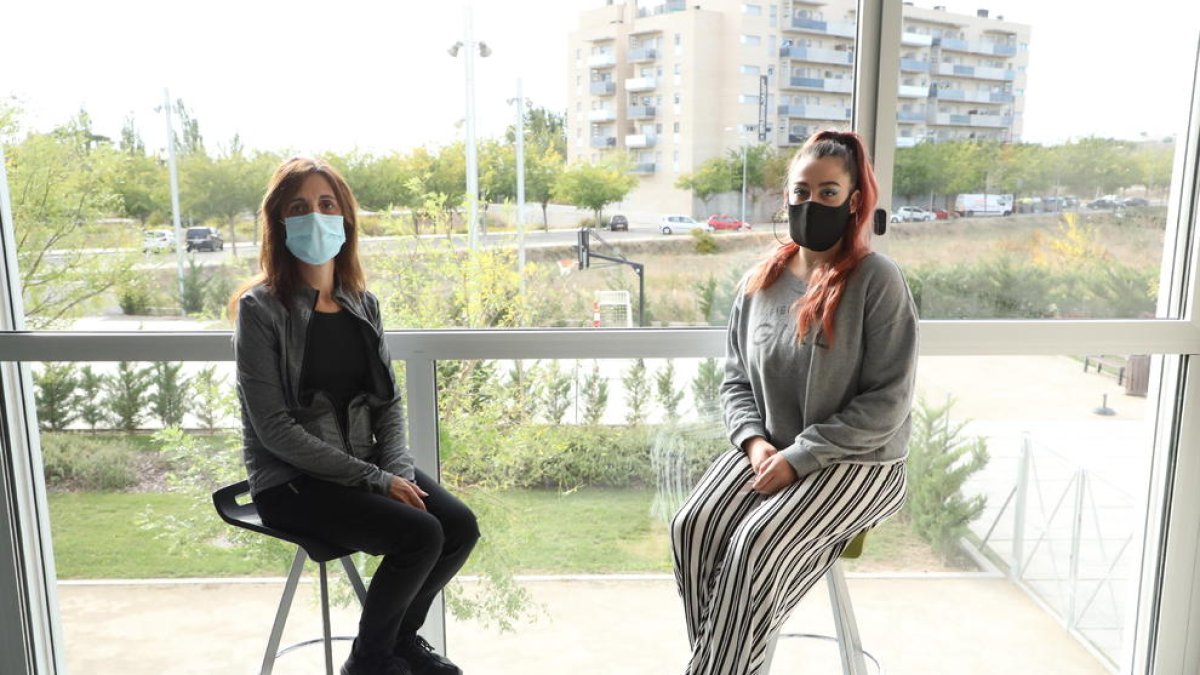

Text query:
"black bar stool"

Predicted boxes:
[[212, 480, 368, 675]]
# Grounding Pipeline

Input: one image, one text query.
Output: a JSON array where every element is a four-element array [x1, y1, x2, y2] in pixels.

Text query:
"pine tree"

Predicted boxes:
[[904, 397, 990, 561], [655, 359, 685, 420], [106, 362, 153, 431], [76, 366, 108, 430], [622, 359, 650, 426], [580, 360, 609, 425], [190, 366, 237, 432], [34, 363, 79, 431], [150, 362, 190, 428], [691, 358, 723, 418], [538, 361, 572, 424]]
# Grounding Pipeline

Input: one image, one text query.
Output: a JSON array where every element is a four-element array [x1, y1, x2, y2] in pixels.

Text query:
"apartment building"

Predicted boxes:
[[567, 0, 1030, 214]]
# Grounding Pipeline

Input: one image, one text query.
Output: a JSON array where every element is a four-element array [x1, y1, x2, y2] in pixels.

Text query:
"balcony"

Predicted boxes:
[[587, 53, 616, 69], [935, 62, 1016, 81], [933, 112, 1013, 127], [937, 36, 1018, 56], [628, 47, 658, 62], [901, 32, 934, 47], [784, 133, 806, 145], [625, 134, 657, 148], [896, 136, 919, 147], [787, 16, 857, 38], [631, 162, 656, 174], [898, 84, 929, 98], [624, 77, 658, 92], [590, 81, 616, 96], [900, 58, 929, 72], [590, 136, 617, 149], [785, 76, 852, 94], [777, 103, 851, 121], [627, 105, 657, 119], [935, 88, 1015, 104], [897, 109, 927, 123], [588, 109, 617, 122], [637, 0, 686, 16], [778, 46, 853, 65]]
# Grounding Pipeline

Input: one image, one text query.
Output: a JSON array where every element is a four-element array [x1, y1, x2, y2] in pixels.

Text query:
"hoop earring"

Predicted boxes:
[[772, 217, 789, 247]]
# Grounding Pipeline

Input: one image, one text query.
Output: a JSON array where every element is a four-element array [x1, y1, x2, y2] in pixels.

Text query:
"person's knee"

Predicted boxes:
[[446, 505, 480, 552]]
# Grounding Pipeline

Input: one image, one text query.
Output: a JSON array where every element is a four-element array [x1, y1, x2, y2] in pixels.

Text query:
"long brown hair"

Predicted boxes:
[[744, 129, 878, 342], [227, 157, 366, 318]]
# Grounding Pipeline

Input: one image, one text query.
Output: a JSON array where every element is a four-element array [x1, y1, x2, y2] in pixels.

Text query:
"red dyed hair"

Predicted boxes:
[[744, 129, 878, 342]]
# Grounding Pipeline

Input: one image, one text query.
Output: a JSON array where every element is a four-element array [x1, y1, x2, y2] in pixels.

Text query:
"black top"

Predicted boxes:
[[300, 309, 370, 435]]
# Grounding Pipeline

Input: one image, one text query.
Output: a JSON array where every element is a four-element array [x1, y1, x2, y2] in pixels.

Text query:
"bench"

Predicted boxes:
[[1084, 355, 1125, 386]]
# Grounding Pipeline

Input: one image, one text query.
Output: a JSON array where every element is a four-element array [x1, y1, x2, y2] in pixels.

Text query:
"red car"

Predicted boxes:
[[707, 214, 750, 231]]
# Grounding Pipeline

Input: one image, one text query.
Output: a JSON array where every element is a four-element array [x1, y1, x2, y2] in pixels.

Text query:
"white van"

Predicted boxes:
[[954, 193, 1014, 217]]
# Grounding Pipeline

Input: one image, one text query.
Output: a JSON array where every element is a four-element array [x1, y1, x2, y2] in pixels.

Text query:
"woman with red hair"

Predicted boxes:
[[671, 130, 918, 675]]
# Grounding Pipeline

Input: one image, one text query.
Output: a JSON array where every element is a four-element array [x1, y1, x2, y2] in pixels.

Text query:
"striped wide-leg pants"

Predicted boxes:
[[670, 449, 907, 675]]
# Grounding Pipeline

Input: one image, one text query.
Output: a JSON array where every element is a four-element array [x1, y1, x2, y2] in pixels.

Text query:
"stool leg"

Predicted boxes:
[[262, 547, 307, 675], [826, 562, 869, 675], [762, 624, 782, 673], [339, 555, 369, 605], [320, 562, 334, 675]]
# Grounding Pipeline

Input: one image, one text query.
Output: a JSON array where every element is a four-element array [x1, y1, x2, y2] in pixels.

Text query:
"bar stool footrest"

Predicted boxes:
[[775, 632, 885, 674], [276, 635, 357, 659]]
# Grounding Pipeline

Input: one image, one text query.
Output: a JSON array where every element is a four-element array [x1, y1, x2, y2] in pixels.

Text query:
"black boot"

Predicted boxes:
[[394, 634, 462, 675], [342, 640, 413, 675]]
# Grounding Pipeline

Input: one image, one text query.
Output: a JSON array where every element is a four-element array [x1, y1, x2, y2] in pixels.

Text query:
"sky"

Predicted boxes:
[[2, 0, 1198, 157]]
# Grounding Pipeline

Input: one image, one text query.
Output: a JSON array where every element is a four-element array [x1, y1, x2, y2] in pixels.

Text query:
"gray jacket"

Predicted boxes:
[[722, 252, 919, 479], [233, 284, 415, 497]]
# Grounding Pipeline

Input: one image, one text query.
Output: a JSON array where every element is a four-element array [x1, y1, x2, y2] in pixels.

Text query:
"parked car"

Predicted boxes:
[[888, 206, 936, 223], [142, 229, 174, 253], [706, 214, 749, 231], [186, 226, 225, 252], [606, 214, 629, 231], [1087, 196, 1120, 210], [1119, 197, 1149, 208], [659, 214, 710, 235]]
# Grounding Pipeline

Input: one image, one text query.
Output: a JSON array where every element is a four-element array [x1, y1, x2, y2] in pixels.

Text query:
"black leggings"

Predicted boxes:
[[254, 469, 479, 657]]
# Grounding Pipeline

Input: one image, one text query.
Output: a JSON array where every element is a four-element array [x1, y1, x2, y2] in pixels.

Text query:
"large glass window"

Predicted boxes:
[[886, 0, 1200, 320]]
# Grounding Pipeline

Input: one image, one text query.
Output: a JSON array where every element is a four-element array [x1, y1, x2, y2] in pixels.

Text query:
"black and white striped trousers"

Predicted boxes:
[[670, 449, 907, 675]]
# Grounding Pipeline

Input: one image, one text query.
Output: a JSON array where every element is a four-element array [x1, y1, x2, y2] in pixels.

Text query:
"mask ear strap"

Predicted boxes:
[[873, 208, 887, 236]]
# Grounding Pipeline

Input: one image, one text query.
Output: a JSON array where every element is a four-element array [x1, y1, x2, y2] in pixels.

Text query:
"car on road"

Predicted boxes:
[[142, 229, 174, 253], [1087, 196, 1121, 210], [659, 215, 711, 235], [706, 214, 750, 231], [890, 206, 936, 223], [1119, 197, 1149, 208], [186, 226, 225, 252], [606, 214, 629, 232]]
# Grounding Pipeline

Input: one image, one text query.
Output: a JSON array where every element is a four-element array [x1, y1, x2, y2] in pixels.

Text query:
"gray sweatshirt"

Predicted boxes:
[[721, 252, 919, 479]]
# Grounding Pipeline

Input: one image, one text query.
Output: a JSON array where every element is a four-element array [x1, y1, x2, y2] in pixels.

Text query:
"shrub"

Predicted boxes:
[[904, 397, 989, 562], [34, 363, 79, 431], [116, 276, 154, 315], [41, 434, 138, 490], [178, 258, 209, 314], [691, 358, 723, 418], [691, 228, 718, 254], [649, 420, 728, 520], [578, 216, 596, 228], [191, 366, 237, 431], [537, 361, 572, 424]]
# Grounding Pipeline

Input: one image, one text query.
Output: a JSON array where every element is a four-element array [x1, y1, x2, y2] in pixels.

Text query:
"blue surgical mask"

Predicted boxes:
[[284, 212, 346, 265]]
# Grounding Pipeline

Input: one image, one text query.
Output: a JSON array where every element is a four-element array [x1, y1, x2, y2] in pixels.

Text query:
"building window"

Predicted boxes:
[[674, 93, 681, 104], [673, 122, 681, 133], [743, 3, 763, 15], [674, 33, 681, 46], [740, 94, 759, 104], [741, 35, 762, 46], [675, 63, 682, 74], [741, 65, 761, 75]]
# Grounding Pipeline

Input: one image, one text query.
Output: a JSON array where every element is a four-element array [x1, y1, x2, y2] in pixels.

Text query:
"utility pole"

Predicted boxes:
[[514, 79, 526, 293], [162, 88, 185, 308]]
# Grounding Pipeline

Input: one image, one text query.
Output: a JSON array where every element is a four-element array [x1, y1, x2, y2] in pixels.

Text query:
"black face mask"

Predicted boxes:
[[788, 197, 853, 252]]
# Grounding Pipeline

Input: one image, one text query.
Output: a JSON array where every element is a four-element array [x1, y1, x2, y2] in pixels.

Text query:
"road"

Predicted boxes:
[[48, 225, 694, 269]]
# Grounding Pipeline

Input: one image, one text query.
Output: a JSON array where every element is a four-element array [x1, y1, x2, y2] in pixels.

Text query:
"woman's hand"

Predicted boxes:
[[748, 453, 798, 496], [388, 476, 429, 511], [744, 437, 778, 473]]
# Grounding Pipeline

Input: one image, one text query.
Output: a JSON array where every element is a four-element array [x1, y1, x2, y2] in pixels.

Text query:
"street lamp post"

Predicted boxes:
[[508, 79, 527, 293], [448, 4, 491, 251], [725, 126, 749, 225], [160, 88, 185, 309]]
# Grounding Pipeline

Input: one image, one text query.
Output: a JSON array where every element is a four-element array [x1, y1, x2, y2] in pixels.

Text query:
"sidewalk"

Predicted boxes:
[[59, 575, 1108, 674]]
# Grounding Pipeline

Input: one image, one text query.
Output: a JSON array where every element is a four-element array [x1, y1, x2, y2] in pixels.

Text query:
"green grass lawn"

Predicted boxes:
[[49, 488, 956, 579]]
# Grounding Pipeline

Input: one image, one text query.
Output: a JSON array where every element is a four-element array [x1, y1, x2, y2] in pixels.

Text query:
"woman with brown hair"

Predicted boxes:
[[230, 157, 477, 675], [670, 130, 918, 674]]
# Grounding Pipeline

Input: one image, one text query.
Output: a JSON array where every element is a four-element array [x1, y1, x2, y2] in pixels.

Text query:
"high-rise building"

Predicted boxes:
[[567, 1, 1031, 215]]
